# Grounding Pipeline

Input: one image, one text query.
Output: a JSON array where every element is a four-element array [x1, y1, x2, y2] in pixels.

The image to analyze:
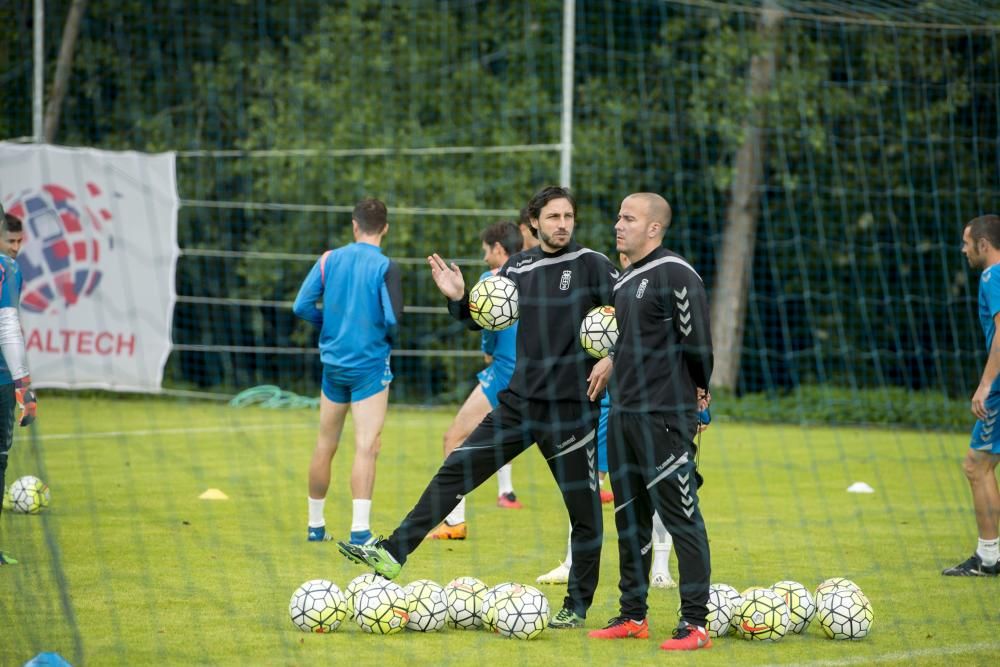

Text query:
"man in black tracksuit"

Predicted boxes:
[[338, 186, 619, 628], [586, 193, 714, 651]]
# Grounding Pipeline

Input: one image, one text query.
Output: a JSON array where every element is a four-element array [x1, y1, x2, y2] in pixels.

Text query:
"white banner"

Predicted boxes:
[[0, 143, 178, 392]]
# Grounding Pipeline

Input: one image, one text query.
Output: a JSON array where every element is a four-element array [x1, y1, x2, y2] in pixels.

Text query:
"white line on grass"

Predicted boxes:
[[24, 421, 316, 442], [767, 641, 1000, 667]]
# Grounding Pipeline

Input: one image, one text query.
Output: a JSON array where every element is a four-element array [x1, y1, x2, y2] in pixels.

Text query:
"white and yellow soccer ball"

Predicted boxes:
[[354, 580, 409, 635], [9, 475, 50, 514], [469, 275, 518, 331], [493, 584, 549, 640], [703, 584, 740, 637], [732, 588, 790, 641], [445, 576, 488, 629], [814, 577, 860, 608], [403, 579, 448, 633], [481, 582, 519, 632], [288, 579, 348, 633], [817, 587, 874, 640], [728, 586, 764, 632], [345, 573, 386, 618], [771, 580, 816, 634], [579, 305, 619, 359]]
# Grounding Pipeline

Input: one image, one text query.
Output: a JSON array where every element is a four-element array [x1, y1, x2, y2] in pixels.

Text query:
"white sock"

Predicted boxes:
[[652, 511, 673, 573], [446, 497, 466, 525], [977, 537, 1000, 565], [351, 499, 372, 532], [308, 497, 325, 528], [564, 522, 573, 567], [497, 464, 514, 496]]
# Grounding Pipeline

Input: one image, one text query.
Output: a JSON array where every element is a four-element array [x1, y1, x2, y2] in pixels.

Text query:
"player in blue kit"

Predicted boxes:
[[428, 221, 526, 540], [0, 210, 37, 566], [945, 214, 1000, 576], [293, 198, 403, 546]]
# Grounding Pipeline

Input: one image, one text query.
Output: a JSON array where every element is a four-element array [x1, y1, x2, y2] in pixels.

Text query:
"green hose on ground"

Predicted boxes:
[[228, 385, 319, 409]]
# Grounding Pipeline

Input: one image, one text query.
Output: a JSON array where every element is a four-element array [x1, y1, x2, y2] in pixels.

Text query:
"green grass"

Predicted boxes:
[[2, 397, 999, 666]]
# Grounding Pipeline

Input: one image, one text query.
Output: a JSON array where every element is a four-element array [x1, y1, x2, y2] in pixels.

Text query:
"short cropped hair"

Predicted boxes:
[[480, 220, 524, 257], [526, 186, 576, 223], [966, 214, 1000, 251], [353, 198, 388, 234], [2, 213, 22, 234]]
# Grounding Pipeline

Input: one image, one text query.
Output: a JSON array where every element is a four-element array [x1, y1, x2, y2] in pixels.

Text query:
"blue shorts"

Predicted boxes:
[[321, 358, 392, 404], [476, 363, 512, 409], [597, 400, 609, 474], [970, 392, 1000, 454]]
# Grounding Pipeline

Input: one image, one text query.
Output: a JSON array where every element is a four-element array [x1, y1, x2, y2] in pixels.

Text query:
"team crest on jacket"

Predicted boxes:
[[559, 270, 572, 290], [635, 278, 649, 299]]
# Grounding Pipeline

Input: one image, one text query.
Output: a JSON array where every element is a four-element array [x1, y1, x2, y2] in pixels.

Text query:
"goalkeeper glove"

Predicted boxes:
[[14, 376, 37, 427]]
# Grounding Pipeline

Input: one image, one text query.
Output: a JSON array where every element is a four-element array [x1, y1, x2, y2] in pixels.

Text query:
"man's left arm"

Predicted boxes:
[[381, 262, 404, 346], [972, 310, 1000, 419], [668, 263, 713, 390]]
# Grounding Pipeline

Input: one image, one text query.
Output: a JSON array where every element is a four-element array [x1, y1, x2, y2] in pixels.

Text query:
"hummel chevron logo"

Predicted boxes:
[[679, 312, 691, 324], [681, 495, 694, 507], [683, 506, 695, 518], [678, 473, 689, 484], [674, 287, 687, 299], [679, 484, 690, 496], [680, 324, 693, 336], [676, 299, 690, 312]]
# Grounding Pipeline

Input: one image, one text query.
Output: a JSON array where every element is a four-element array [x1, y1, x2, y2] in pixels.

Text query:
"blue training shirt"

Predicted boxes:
[[0, 255, 23, 385], [478, 269, 517, 379], [293, 242, 403, 370], [979, 264, 1000, 352]]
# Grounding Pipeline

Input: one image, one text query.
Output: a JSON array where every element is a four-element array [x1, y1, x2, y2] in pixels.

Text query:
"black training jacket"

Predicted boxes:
[[448, 241, 618, 403], [610, 246, 713, 428]]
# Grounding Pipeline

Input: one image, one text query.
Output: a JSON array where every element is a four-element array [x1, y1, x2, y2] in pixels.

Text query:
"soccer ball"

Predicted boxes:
[[704, 584, 740, 637], [814, 577, 860, 608], [493, 584, 549, 639], [728, 586, 765, 631], [579, 305, 618, 359], [469, 275, 518, 331], [403, 579, 448, 632], [445, 576, 488, 629], [288, 579, 347, 633], [354, 580, 409, 634], [9, 475, 50, 514], [817, 588, 874, 640], [345, 573, 386, 618], [481, 582, 519, 632], [771, 580, 816, 634], [732, 588, 789, 641]]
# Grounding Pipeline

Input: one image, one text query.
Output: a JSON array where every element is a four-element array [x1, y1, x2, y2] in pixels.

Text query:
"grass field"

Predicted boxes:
[[2, 396, 999, 666]]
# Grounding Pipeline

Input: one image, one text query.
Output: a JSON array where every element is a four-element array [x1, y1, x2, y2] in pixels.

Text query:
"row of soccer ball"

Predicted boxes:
[[469, 275, 618, 359], [290, 574, 549, 639], [710, 577, 874, 641], [2, 475, 50, 514]]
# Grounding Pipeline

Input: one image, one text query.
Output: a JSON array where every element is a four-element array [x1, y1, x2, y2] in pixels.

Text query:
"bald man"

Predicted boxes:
[[587, 193, 714, 651]]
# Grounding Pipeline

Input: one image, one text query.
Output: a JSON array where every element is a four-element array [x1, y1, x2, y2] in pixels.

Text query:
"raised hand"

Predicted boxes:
[[427, 253, 466, 301]]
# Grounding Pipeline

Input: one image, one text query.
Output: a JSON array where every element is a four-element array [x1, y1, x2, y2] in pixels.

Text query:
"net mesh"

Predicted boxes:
[[2, 1, 1000, 664]]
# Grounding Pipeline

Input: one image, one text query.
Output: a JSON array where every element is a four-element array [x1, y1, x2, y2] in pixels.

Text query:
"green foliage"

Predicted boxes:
[[717, 384, 972, 430], [2, 1, 996, 409]]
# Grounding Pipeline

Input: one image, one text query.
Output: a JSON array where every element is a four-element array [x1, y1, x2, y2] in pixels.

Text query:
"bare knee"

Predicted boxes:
[[963, 451, 996, 482], [356, 434, 382, 459]]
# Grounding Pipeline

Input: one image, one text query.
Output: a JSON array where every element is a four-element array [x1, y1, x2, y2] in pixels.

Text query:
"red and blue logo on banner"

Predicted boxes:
[[4, 182, 114, 315]]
